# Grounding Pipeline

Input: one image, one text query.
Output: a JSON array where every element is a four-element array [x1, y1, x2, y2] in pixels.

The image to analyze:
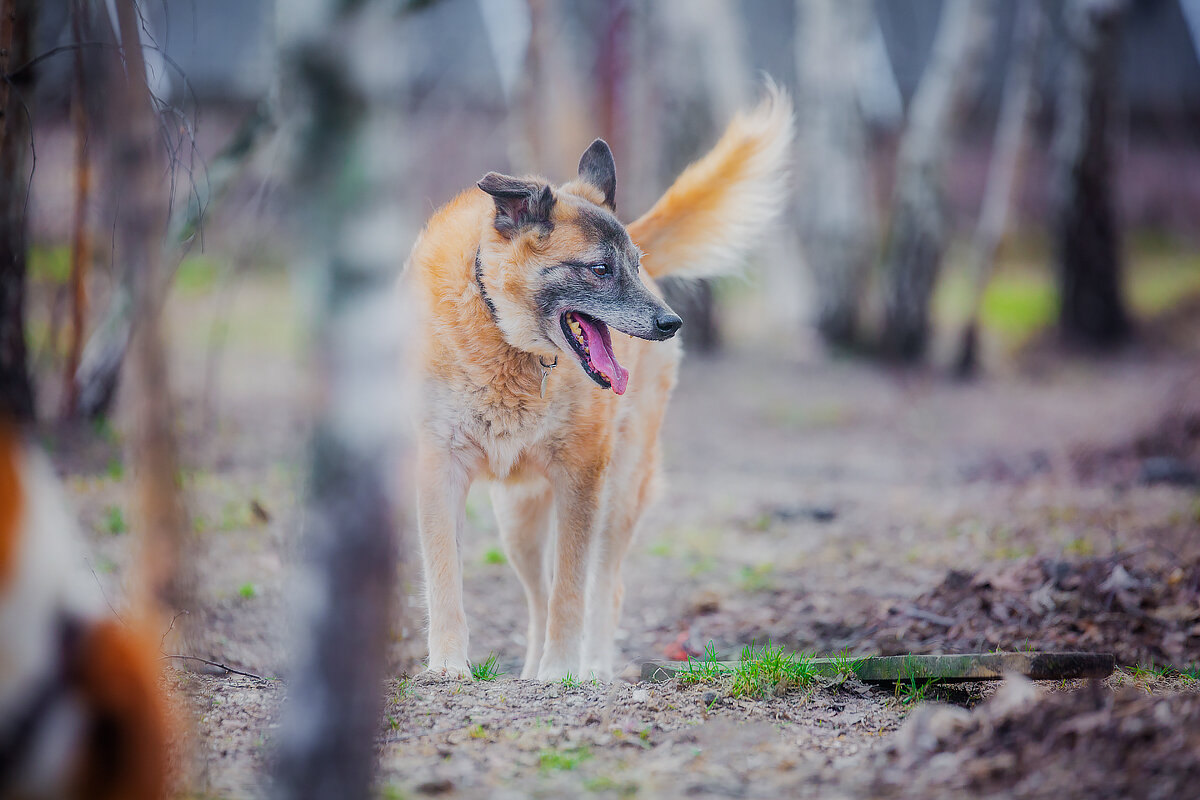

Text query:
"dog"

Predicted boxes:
[[406, 84, 793, 681], [0, 420, 168, 799]]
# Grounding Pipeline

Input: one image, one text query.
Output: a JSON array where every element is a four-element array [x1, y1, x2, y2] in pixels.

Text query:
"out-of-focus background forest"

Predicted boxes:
[[19, 0, 1200, 373], [3, 0, 1200, 798]]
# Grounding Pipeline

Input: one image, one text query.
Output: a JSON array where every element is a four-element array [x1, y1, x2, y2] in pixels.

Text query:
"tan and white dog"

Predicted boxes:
[[406, 86, 793, 680]]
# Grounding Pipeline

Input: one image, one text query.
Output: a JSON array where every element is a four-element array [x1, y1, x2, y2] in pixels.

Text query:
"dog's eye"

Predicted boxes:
[[590, 264, 611, 277]]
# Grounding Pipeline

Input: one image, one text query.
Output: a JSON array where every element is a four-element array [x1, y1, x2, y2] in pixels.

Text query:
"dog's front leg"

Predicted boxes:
[[416, 444, 472, 677], [538, 466, 602, 681]]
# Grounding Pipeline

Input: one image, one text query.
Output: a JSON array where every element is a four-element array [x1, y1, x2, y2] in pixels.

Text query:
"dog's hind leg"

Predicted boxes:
[[490, 478, 554, 679], [416, 443, 473, 677]]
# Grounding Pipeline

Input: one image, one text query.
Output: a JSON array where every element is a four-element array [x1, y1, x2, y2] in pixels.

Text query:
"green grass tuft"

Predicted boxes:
[[470, 653, 503, 682], [730, 641, 815, 698], [481, 547, 507, 565], [895, 655, 940, 706], [830, 651, 867, 683], [677, 641, 729, 686]]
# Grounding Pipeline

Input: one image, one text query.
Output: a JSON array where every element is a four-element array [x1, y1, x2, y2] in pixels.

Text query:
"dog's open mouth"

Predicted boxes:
[[561, 311, 630, 395]]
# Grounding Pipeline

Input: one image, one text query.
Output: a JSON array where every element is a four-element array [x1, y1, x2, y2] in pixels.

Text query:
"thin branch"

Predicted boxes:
[[158, 608, 189, 650], [160, 654, 271, 682], [85, 557, 128, 627], [4, 40, 112, 78]]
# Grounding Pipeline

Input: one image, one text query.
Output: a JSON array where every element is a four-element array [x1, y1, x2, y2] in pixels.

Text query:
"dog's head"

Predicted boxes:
[[475, 140, 681, 395]]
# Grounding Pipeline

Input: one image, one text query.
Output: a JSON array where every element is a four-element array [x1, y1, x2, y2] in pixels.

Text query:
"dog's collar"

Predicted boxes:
[[473, 249, 500, 324], [475, 248, 559, 398], [538, 356, 557, 398]]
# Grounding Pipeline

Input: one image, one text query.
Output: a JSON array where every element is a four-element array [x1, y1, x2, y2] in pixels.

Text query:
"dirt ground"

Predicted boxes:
[[33, 266, 1200, 798]]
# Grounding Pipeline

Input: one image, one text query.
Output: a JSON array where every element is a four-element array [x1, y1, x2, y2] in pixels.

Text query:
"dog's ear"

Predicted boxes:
[[477, 173, 556, 238], [577, 139, 617, 210]]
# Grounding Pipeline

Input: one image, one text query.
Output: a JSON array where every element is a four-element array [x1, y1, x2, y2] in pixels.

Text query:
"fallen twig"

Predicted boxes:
[[161, 654, 270, 682]]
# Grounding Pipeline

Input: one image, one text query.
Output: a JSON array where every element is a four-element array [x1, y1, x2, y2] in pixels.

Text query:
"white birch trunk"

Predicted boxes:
[[635, 0, 750, 353], [271, 2, 409, 797], [880, 0, 996, 360], [955, 0, 1045, 376], [795, 0, 878, 348]]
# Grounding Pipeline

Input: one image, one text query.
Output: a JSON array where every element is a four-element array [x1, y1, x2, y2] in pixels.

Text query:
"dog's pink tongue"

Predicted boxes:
[[580, 317, 630, 395]]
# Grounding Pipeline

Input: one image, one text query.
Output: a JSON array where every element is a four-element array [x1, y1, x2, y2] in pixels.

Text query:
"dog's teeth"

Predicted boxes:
[[567, 315, 587, 349]]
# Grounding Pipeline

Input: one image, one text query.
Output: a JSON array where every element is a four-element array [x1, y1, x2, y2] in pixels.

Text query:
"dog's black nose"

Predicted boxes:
[[655, 313, 682, 337]]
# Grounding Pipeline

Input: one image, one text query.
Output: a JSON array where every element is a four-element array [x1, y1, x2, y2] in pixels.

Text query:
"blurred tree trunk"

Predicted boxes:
[[0, 0, 36, 421], [108, 0, 195, 646], [271, 2, 409, 797], [512, 0, 595, 178], [794, 0, 878, 349], [62, 0, 93, 417], [596, 0, 632, 177], [880, 0, 995, 361], [1051, 0, 1130, 348], [637, 0, 749, 354], [955, 0, 1045, 377]]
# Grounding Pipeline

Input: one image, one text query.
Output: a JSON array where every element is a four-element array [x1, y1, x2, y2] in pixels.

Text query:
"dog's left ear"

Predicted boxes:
[[478, 172, 556, 238], [577, 139, 617, 211]]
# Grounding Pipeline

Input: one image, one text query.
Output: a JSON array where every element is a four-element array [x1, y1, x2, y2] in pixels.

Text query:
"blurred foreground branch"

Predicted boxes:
[[271, 2, 410, 797], [108, 0, 193, 640], [73, 100, 275, 419]]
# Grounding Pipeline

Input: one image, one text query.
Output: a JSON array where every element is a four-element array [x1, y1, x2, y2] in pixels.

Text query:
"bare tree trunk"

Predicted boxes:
[[108, 0, 194, 644], [511, 0, 596, 177], [597, 0, 632, 179], [795, 0, 878, 348], [1051, 0, 1130, 348], [62, 0, 93, 417], [880, 0, 995, 361], [955, 0, 1045, 377], [272, 3, 409, 797], [638, 0, 750, 354], [0, 0, 36, 421]]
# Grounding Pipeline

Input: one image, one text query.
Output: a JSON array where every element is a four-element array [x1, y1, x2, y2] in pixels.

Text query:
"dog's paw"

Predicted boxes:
[[535, 660, 577, 682], [422, 658, 471, 681]]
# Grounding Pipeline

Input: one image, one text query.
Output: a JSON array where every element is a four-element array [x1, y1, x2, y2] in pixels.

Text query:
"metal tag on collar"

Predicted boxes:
[[539, 356, 557, 398]]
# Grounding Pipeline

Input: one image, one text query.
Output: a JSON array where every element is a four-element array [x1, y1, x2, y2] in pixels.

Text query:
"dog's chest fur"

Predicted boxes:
[[422, 354, 582, 480]]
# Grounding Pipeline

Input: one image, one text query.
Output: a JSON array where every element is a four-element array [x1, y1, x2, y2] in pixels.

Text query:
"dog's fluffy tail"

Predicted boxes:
[[628, 81, 794, 281]]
